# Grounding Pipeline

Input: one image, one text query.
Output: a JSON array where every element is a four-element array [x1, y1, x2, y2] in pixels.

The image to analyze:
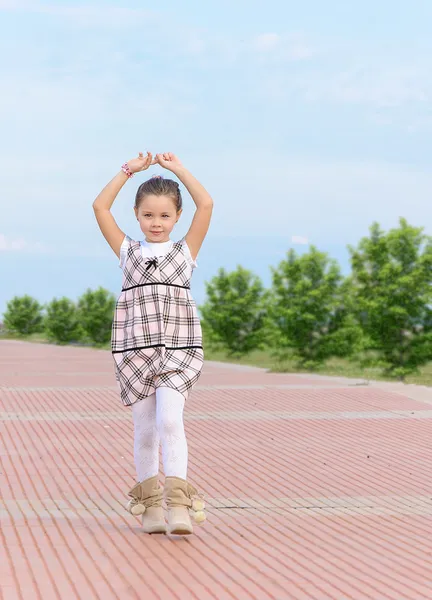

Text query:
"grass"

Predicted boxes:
[[0, 331, 105, 350], [1, 332, 50, 343], [2, 331, 431, 387], [199, 346, 432, 387]]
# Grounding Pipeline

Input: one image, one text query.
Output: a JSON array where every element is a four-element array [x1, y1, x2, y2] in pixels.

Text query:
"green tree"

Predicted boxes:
[[270, 246, 359, 368], [77, 287, 116, 345], [44, 297, 82, 344], [323, 277, 365, 360], [3, 295, 44, 335], [349, 218, 432, 380], [200, 266, 267, 356]]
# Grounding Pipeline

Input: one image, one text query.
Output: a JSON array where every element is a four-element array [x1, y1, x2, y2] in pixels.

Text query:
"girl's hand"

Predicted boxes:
[[153, 152, 184, 173], [127, 151, 154, 174]]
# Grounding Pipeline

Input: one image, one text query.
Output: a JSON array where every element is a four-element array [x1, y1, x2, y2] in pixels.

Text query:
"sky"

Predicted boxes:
[[1, 0, 432, 316]]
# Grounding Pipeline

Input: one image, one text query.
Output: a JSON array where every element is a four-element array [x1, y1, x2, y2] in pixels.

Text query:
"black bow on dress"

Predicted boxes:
[[145, 257, 158, 272]]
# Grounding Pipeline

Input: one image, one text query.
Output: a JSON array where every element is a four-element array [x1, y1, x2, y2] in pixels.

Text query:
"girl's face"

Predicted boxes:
[[134, 194, 181, 243]]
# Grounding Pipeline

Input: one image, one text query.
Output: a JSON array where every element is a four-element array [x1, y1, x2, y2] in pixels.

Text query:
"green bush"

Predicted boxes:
[[200, 266, 268, 356], [269, 246, 359, 369], [349, 218, 432, 380], [44, 297, 82, 344], [77, 287, 116, 346], [3, 295, 44, 335]]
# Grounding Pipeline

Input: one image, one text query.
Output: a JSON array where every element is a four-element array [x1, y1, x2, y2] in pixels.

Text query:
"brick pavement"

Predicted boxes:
[[1, 340, 432, 599]]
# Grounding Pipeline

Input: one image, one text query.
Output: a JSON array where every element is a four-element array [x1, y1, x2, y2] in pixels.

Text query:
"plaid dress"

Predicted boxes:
[[112, 236, 204, 406]]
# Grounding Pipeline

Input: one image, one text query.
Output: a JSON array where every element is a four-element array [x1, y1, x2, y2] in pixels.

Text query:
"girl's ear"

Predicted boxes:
[[176, 209, 183, 223], [134, 206, 138, 219]]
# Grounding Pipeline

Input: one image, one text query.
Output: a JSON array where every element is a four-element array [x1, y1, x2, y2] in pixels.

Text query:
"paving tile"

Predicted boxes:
[[1, 340, 432, 599]]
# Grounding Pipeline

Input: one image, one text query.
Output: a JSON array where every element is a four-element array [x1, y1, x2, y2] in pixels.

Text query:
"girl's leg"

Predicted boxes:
[[128, 393, 166, 533], [157, 387, 205, 535], [131, 392, 159, 481], [155, 387, 188, 479]]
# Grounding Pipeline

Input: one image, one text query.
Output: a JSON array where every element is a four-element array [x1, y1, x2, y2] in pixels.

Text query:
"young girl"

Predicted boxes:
[[93, 151, 213, 535]]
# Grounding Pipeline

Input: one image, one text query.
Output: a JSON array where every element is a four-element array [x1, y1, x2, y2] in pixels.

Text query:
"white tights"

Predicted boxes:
[[131, 387, 188, 482]]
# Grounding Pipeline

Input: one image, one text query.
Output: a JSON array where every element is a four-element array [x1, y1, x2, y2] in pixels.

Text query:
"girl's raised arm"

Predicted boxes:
[[92, 152, 154, 258], [153, 153, 213, 261]]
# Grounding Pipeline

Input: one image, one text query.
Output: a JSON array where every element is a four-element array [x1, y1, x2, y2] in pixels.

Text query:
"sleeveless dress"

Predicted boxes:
[[111, 236, 204, 406]]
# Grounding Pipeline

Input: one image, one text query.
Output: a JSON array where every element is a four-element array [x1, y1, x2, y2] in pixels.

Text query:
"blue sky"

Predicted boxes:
[[1, 0, 432, 316]]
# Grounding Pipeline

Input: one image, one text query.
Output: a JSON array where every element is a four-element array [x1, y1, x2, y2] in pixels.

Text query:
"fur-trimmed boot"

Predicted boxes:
[[126, 476, 167, 534], [164, 476, 206, 535]]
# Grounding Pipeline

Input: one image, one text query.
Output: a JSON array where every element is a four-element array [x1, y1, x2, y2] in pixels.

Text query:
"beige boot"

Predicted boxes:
[[164, 476, 206, 535], [126, 476, 167, 534]]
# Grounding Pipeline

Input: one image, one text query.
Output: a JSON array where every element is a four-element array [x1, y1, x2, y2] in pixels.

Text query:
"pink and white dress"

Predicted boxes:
[[111, 236, 204, 406]]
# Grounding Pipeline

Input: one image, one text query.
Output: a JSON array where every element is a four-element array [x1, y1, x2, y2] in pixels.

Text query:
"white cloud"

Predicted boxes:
[[0, 67, 197, 139], [200, 154, 432, 242], [253, 32, 314, 62], [291, 236, 309, 245], [183, 36, 206, 55], [255, 43, 432, 126], [255, 33, 280, 51], [0, 2, 155, 24], [302, 65, 430, 107], [0, 234, 49, 253]]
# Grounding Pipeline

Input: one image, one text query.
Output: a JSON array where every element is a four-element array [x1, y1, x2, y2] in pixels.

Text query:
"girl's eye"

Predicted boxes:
[[162, 215, 170, 218], [144, 214, 152, 217]]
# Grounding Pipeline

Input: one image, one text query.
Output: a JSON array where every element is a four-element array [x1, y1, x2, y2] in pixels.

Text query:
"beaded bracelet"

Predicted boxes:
[[121, 162, 134, 178]]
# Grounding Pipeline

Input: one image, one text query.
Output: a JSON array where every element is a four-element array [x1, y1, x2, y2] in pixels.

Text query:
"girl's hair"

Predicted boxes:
[[135, 176, 182, 212]]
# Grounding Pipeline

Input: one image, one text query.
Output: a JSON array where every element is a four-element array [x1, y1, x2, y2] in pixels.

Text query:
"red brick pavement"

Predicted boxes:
[[1, 340, 432, 599]]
